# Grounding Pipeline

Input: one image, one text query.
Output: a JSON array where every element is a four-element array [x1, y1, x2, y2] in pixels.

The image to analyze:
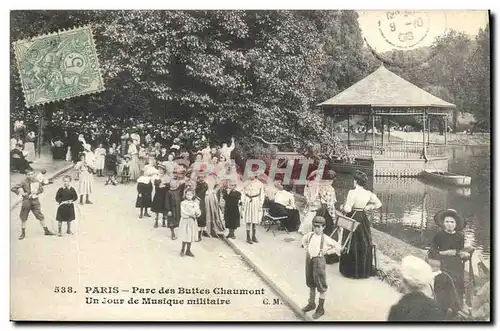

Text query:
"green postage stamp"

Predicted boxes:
[[13, 26, 104, 108]]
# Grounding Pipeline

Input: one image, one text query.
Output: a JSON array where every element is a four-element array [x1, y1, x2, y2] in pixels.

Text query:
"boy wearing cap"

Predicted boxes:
[[301, 215, 341, 319]]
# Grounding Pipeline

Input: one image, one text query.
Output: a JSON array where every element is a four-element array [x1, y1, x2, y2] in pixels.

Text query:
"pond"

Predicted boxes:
[[327, 146, 491, 262]]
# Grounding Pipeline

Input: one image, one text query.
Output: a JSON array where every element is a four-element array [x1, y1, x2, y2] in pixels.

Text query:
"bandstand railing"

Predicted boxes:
[[344, 140, 447, 159]]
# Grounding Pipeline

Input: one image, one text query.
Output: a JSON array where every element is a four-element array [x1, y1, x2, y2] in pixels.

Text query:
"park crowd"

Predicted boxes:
[[10, 118, 488, 322]]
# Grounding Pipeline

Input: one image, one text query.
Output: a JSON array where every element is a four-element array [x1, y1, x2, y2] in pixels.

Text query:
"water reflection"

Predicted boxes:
[[329, 146, 490, 261]]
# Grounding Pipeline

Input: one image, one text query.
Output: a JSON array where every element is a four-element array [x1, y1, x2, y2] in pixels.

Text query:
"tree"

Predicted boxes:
[[426, 31, 472, 129], [462, 24, 490, 130], [10, 10, 371, 161]]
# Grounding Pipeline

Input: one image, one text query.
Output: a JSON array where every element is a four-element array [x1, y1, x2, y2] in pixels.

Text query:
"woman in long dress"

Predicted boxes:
[[204, 174, 225, 237], [94, 143, 106, 177], [74, 153, 95, 204], [300, 170, 337, 235], [127, 139, 141, 181], [24, 131, 36, 162], [339, 170, 382, 279]]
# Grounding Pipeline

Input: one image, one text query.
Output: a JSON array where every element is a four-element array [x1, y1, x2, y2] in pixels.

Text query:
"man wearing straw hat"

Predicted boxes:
[[387, 256, 445, 321]]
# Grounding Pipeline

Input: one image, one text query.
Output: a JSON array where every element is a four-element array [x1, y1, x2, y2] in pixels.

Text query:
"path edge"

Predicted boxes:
[[222, 236, 313, 322]]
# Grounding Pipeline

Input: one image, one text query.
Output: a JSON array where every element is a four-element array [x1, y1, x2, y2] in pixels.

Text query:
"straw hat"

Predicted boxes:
[[400, 255, 435, 289], [434, 209, 465, 231]]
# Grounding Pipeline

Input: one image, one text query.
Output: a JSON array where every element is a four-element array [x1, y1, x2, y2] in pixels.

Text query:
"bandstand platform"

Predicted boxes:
[[317, 65, 456, 178]]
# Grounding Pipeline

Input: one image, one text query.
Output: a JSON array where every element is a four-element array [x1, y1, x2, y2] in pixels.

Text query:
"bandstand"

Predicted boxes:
[[317, 65, 456, 177]]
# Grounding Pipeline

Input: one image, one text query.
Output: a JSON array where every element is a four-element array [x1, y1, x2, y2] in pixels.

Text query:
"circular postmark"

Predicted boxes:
[[359, 10, 448, 67], [378, 10, 431, 49]]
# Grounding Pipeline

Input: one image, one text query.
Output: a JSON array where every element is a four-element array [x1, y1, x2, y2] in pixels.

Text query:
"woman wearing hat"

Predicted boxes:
[[339, 170, 382, 279], [127, 139, 141, 181], [387, 256, 445, 321], [304, 169, 337, 236], [428, 209, 469, 315]]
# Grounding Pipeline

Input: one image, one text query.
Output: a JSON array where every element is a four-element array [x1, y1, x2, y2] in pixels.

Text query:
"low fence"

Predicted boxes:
[[345, 140, 447, 159]]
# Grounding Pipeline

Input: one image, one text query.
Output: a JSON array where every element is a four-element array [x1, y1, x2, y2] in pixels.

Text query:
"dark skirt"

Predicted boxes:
[[151, 186, 167, 213], [315, 203, 335, 236], [269, 202, 300, 232], [436, 256, 465, 311], [165, 189, 182, 228], [136, 193, 152, 208], [339, 209, 373, 279], [52, 146, 66, 160], [197, 195, 207, 227], [224, 204, 240, 229], [56, 204, 76, 222]]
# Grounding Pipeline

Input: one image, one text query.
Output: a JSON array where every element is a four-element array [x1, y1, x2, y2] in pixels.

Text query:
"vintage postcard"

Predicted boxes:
[[9, 10, 490, 322]]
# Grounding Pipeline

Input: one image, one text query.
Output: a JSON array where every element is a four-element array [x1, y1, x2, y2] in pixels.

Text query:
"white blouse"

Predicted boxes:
[[343, 186, 382, 213], [128, 144, 138, 155], [274, 190, 296, 209]]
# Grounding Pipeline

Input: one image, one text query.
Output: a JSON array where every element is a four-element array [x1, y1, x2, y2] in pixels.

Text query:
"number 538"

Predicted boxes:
[[54, 286, 74, 293]]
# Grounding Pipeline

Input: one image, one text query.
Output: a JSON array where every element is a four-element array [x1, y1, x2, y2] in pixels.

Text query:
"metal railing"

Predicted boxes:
[[344, 140, 447, 159]]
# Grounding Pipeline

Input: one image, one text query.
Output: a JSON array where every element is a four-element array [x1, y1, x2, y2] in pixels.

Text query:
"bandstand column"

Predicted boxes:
[[444, 116, 448, 145], [381, 116, 384, 148], [427, 114, 431, 145], [347, 110, 350, 146], [422, 110, 427, 155], [330, 115, 334, 137], [371, 108, 375, 157]]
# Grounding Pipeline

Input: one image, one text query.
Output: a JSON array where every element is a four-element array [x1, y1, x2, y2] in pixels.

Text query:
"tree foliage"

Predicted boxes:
[[379, 27, 490, 131], [11, 10, 365, 160], [10, 11, 489, 159]]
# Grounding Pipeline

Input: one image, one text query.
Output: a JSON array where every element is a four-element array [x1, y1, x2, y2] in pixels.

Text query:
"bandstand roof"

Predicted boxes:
[[317, 65, 456, 110]]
